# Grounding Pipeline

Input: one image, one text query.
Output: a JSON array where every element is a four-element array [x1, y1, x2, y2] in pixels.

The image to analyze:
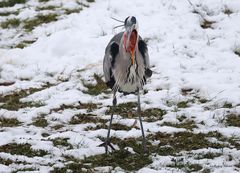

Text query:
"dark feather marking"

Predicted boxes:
[[135, 51, 139, 77], [145, 68, 152, 78], [110, 42, 119, 67], [125, 65, 132, 83], [138, 39, 147, 65], [143, 76, 146, 83], [106, 70, 116, 89], [138, 40, 152, 78], [124, 16, 130, 26]]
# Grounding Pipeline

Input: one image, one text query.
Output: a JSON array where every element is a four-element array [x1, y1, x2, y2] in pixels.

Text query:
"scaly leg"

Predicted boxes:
[[99, 92, 116, 153], [137, 89, 147, 153]]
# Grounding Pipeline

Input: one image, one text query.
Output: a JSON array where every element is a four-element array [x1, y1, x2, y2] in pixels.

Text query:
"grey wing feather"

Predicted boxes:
[[138, 36, 150, 68], [103, 45, 112, 83], [138, 36, 152, 78], [103, 32, 123, 83]]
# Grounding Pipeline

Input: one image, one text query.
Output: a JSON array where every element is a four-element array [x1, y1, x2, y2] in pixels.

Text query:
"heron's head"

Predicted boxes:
[[123, 16, 139, 65]]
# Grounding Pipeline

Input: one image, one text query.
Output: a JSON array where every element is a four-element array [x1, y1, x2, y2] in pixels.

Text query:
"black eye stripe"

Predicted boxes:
[[124, 16, 130, 26]]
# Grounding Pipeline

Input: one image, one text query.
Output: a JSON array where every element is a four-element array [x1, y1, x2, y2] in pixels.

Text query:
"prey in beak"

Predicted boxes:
[[123, 16, 139, 65]]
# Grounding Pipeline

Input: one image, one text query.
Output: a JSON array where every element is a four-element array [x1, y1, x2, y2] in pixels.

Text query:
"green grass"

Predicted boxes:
[[177, 115, 187, 122], [105, 102, 137, 118], [1, 18, 20, 28], [229, 137, 240, 150], [189, 164, 204, 172], [195, 152, 222, 159], [143, 108, 167, 122], [199, 98, 208, 103], [49, 130, 236, 172], [109, 123, 131, 131], [51, 124, 65, 130], [50, 102, 98, 113], [206, 131, 224, 139], [36, 5, 58, 11], [0, 84, 51, 110], [15, 39, 36, 49], [0, 81, 15, 86], [105, 103, 167, 121], [53, 150, 150, 173], [223, 102, 233, 108], [15, 43, 27, 49], [0, 143, 48, 157], [42, 133, 50, 137], [64, 8, 82, 15], [0, 157, 13, 165], [0, 0, 93, 49], [83, 74, 110, 95], [83, 150, 152, 171], [162, 120, 197, 130], [206, 131, 240, 150], [85, 123, 131, 131], [201, 19, 215, 29], [0, 0, 26, 8], [181, 88, 193, 96], [193, 95, 209, 104], [0, 117, 21, 127], [149, 131, 227, 153], [236, 162, 240, 168], [38, 0, 50, 2], [103, 136, 174, 156], [50, 163, 85, 173], [157, 146, 176, 156], [202, 168, 211, 173], [32, 116, 48, 127], [0, 11, 19, 16], [177, 101, 189, 108], [168, 159, 203, 172], [109, 137, 154, 154], [223, 8, 233, 15], [52, 138, 73, 149], [23, 14, 58, 31], [0, 92, 44, 110], [234, 48, 240, 57], [69, 113, 107, 124], [226, 114, 240, 127], [12, 168, 36, 173], [76, 1, 89, 8]]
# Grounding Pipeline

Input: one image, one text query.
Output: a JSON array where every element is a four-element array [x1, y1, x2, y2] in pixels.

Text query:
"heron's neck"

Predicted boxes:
[[120, 39, 138, 62]]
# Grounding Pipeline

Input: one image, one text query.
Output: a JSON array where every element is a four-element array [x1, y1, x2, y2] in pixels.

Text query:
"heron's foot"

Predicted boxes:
[[98, 140, 115, 153]]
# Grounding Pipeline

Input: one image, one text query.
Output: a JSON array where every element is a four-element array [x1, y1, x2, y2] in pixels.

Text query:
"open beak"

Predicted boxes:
[[125, 25, 138, 65]]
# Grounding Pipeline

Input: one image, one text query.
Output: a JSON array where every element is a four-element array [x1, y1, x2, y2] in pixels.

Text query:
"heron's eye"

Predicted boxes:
[[131, 16, 136, 24]]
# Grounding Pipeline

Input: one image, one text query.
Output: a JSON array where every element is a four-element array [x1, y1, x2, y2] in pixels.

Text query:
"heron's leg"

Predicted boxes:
[[105, 93, 116, 152], [137, 89, 147, 154], [99, 92, 116, 153]]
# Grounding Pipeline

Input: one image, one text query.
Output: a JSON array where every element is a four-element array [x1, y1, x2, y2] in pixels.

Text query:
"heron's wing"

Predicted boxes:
[[138, 37, 152, 78], [103, 32, 124, 88], [103, 41, 118, 88]]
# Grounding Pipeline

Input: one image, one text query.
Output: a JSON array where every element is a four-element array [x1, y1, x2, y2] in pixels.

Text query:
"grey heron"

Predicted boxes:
[[100, 16, 152, 154]]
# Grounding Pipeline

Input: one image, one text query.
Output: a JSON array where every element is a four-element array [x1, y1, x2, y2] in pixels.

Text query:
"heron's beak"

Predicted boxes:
[[125, 25, 138, 65]]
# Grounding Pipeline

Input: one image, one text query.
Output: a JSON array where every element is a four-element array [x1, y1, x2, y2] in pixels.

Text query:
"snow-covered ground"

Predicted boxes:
[[1, 0, 240, 172]]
